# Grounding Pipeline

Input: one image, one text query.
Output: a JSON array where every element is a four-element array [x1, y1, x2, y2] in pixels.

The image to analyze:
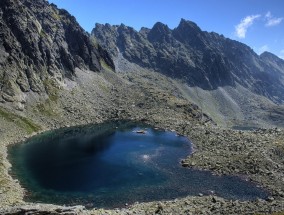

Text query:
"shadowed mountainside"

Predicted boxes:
[[0, 0, 114, 110], [92, 19, 284, 104]]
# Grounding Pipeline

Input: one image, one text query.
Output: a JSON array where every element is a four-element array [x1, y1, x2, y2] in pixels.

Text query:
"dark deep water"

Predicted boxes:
[[9, 121, 268, 208]]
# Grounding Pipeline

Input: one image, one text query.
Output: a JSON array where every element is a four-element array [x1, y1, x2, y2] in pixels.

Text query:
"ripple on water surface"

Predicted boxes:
[[8, 121, 268, 208]]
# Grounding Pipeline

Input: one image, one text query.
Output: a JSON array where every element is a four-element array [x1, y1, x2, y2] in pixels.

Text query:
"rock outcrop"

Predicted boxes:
[[0, 0, 114, 107], [92, 19, 284, 104]]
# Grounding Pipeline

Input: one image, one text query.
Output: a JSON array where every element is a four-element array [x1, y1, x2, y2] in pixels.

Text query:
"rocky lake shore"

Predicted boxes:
[[0, 68, 284, 214]]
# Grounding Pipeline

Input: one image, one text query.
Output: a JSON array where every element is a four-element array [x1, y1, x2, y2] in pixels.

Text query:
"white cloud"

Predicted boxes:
[[235, 15, 261, 38], [266, 17, 283, 27], [258, 45, 269, 54], [265, 11, 272, 19], [265, 11, 283, 27]]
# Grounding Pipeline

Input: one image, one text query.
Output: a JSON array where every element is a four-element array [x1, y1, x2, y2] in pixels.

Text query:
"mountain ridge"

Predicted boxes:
[[0, 0, 114, 110], [93, 19, 284, 104]]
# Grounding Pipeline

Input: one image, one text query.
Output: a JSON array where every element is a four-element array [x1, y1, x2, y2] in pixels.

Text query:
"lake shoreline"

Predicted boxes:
[[8, 122, 268, 208], [1, 117, 284, 214], [1, 68, 284, 214]]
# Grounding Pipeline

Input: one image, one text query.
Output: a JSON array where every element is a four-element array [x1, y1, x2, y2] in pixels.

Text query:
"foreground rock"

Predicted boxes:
[[2, 195, 284, 215], [182, 126, 284, 199], [0, 204, 85, 215]]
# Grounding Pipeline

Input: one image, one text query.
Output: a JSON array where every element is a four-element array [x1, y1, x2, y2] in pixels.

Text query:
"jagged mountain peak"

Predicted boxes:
[[0, 0, 114, 108], [176, 18, 202, 32], [139, 27, 151, 36], [260, 51, 284, 75], [172, 19, 205, 48], [93, 19, 284, 103], [151, 22, 171, 32], [95, 22, 113, 29], [260, 51, 283, 61], [148, 22, 172, 43]]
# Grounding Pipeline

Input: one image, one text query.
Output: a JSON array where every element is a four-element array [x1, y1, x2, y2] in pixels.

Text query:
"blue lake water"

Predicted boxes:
[[8, 121, 268, 208]]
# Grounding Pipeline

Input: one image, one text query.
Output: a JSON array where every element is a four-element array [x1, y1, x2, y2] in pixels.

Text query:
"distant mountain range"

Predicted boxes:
[[1, 0, 283, 105], [0, 0, 284, 127], [93, 19, 284, 104]]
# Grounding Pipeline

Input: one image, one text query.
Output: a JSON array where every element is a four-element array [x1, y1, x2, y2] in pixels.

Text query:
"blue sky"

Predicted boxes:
[[48, 0, 284, 59]]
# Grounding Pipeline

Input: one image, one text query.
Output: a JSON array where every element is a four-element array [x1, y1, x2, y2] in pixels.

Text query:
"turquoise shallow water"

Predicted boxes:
[[8, 121, 268, 208]]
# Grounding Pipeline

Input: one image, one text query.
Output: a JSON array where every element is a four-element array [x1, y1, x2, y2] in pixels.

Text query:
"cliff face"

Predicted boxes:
[[0, 0, 114, 106], [93, 19, 284, 104]]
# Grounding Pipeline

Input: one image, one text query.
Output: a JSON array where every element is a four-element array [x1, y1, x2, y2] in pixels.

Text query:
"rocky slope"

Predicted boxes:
[[92, 20, 284, 127], [93, 20, 284, 103], [0, 0, 114, 110]]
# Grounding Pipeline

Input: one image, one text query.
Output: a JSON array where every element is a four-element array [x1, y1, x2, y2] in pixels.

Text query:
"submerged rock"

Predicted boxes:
[[135, 129, 147, 134]]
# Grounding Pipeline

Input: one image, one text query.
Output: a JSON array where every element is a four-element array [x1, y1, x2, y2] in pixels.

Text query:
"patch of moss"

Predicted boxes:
[[91, 37, 99, 49], [51, 11, 60, 21], [98, 82, 110, 94], [35, 101, 56, 117], [0, 108, 41, 134], [39, 29, 47, 38], [43, 78, 59, 102], [49, 93, 59, 102], [100, 59, 114, 72]]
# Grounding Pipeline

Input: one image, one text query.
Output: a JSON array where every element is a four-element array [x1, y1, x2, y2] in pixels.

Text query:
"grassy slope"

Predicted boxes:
[[0, 107, 41, 134]]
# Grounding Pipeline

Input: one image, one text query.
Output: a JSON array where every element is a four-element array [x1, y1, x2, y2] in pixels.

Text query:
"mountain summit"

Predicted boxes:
[[93, 19, 284, 104], [0, 0, 114, 107]]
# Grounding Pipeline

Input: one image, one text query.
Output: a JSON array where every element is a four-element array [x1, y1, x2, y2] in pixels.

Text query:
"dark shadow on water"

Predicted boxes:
[[8, 121, 269, 209]]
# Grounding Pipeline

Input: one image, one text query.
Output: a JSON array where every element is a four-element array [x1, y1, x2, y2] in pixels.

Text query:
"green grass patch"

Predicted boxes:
[[0, 108, 41, 134], [100, 59, 114, 72], [40, 29, 47, 38], [35, 100, 58, 117], [91, 37, 99, 49], [51, 11, 60, 21], [43, 78, 59, 102], [35, 103, 52, 117], [98, 82, 110, 94]]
